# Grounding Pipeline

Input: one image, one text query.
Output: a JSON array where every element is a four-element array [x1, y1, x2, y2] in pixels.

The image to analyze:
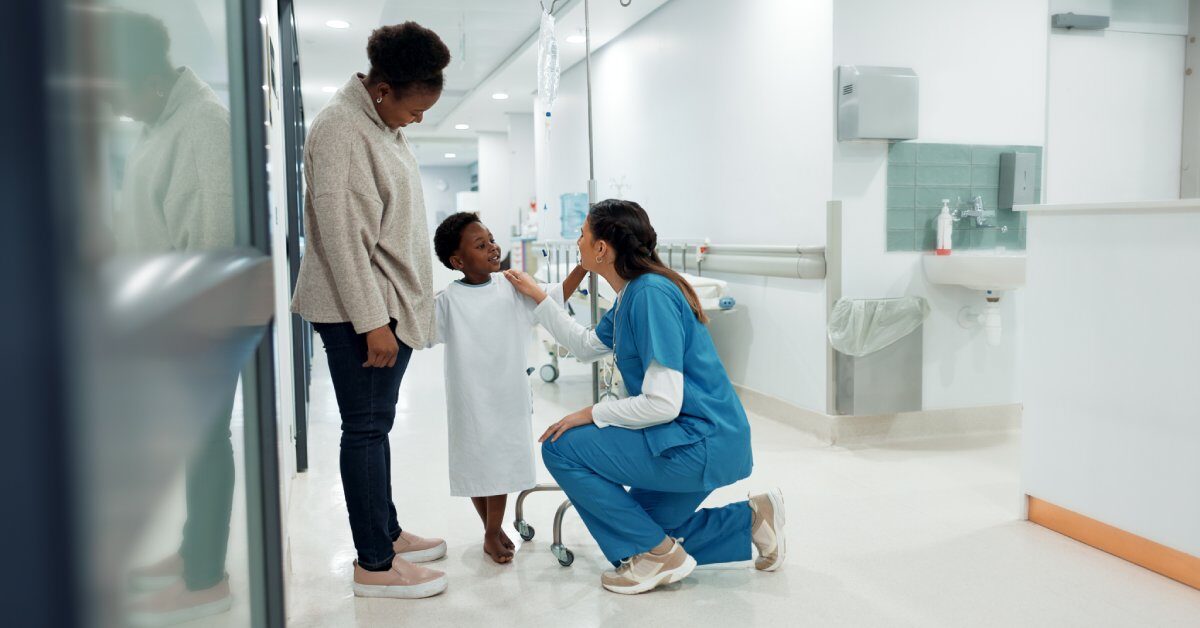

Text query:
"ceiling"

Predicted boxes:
[[294, 0, 670, 166]]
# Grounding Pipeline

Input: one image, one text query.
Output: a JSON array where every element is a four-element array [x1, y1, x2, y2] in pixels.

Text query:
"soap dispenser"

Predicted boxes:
[[936, 199, 954, 256]]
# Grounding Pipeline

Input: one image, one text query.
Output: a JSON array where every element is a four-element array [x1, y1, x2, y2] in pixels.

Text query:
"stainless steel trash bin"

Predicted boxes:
[[828, 297, 928, 416]]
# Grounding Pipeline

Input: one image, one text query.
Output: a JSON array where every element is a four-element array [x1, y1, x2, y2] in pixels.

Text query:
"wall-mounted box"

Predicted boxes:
[[1051, 13, 1110, 30], [838, 65, 919, 142], [999, 152, 1036, 209]]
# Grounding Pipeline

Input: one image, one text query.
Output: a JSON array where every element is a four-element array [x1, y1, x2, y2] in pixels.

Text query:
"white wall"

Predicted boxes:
[[419, 165, 472, 229], [1044, 28, 1186, 203], [472, 116, 536, 257], [507, 113, 536, 238], [1184, 0, 1200, 197], [536, 0, 833, 411], [1050, 0, 1189, 35], [1023, 204, 1200, 556], [477, 132, 513, 257], [259, 0, 294, 571], [1044, 0, 1189, 203], [262, 0, 295, 562], [833, 0, 1049, 409]]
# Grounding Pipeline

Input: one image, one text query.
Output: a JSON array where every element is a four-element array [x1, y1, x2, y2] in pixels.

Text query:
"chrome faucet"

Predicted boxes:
[[952, 196, 1007, 232], [955, 196, 986, 225]]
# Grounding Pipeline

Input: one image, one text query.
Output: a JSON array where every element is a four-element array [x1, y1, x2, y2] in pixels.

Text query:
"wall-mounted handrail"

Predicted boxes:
[[704, 244, 825, 257], [656, 241, 826, 280], [531, 239, 827, 280]]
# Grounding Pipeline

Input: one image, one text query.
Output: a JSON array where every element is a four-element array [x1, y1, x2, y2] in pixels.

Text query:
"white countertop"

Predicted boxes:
[[1015, 198, 1200, 213]]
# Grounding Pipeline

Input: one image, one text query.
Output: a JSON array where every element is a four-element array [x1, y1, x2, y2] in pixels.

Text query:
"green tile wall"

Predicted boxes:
[[886, 143, 1041, 252]]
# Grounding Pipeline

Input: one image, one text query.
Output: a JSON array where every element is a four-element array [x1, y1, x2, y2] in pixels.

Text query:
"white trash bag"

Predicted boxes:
[[827, 296, 930, 357]]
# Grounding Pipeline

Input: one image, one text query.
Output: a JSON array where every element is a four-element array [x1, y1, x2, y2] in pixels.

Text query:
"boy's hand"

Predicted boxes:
[[363, 325, 399, 368], [562, 264, 588, 301], [539, 407, 594, 443], [503, 270, 549, 303]]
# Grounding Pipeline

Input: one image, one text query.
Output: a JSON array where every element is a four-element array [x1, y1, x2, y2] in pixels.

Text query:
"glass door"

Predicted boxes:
[[10, 0, 286, 625], [278, 0, 311, 474]]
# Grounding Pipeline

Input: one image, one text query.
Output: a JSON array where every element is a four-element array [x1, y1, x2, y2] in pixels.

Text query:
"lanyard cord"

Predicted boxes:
[[610, 285, 627, 359]]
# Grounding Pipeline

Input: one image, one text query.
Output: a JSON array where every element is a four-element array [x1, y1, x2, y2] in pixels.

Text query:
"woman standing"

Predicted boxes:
[[291, 22, 449, 599], [504, 200, 787, 595]]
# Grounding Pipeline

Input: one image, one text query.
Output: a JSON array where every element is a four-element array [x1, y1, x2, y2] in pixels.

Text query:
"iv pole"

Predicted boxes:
[[584, 0, 600, 403], [546, 0, 629, 402]]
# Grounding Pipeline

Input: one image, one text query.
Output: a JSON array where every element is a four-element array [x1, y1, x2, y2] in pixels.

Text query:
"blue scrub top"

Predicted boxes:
[[596, 273, 753, 490]]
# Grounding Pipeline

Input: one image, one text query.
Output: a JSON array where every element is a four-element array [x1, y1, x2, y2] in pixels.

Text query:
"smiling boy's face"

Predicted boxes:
[[451, 221, 502, 276]]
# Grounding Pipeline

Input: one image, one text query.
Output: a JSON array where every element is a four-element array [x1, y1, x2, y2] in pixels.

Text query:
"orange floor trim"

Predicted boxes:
[[1027, 496, 1200, 590]]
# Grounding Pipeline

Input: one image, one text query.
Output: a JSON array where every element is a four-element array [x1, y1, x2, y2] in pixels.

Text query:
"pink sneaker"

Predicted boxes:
[[126, 577, 232, 627], [392, 530, 447, 563], [353, 556, 447, 599], [128, 554, 183, 592]]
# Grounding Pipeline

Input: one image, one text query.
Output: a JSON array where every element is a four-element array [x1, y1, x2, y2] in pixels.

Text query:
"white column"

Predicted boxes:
[[476, 131, 512, 256]]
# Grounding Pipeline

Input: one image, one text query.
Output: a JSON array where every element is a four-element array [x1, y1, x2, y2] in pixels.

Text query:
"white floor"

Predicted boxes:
[[284, 341, 1200, 627]]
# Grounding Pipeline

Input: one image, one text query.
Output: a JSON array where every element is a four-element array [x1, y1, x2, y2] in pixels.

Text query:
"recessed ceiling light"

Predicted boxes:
[[321, 86, 337, 93], [325, 20, 350, 29], [491, 92, 509, 100], [118, 115, 135, 123], [444, 153, 457, 159], [566, 33, 586, 44], [454, 123, 470, 130]]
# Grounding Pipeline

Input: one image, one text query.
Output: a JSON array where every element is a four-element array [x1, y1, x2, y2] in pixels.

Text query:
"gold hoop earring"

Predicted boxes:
[[596, 257, 604, 264]]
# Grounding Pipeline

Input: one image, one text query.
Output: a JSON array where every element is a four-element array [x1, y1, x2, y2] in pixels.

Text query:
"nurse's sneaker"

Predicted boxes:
[[749, 488, 787, 571], [353, 556, 447, 599], [600, 538, 697, 595], [393, 530, 447, 563], [126, 577, 232, 627]]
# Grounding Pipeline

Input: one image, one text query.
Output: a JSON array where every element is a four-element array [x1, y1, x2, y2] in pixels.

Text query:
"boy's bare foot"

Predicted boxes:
[[471, 495, 516, 550], [483, 530, 514, 564]]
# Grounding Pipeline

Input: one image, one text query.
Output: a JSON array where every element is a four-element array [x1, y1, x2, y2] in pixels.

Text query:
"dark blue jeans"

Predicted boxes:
[[180, 385, 236, 589], [313, 321, 412, 571]]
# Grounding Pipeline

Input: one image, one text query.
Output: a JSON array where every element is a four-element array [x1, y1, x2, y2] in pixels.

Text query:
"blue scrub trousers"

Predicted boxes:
[[541, 424, 753, 566]]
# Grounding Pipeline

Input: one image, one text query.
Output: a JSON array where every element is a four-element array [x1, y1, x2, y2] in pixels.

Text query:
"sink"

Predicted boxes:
[[922, 252, 1026, 292]]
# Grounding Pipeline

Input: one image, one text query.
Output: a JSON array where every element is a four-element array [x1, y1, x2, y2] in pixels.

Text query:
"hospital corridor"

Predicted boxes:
[[6, 1, 1200, 627], [281, 340, 1200, 627]]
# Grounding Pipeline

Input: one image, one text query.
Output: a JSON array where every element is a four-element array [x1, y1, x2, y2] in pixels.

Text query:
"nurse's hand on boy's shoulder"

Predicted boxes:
[[502, 270, 547, 303]]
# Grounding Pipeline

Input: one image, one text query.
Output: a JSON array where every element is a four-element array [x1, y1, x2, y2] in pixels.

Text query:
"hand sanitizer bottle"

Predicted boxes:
[[936, 199, 954, 256]]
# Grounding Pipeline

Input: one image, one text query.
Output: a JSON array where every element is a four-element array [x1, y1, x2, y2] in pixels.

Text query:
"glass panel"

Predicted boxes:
[[59, 1, 268, 626]]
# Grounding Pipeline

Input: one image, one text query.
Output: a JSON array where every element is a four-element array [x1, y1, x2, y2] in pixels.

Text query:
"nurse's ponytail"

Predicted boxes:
[[588, 199, 709, 324]]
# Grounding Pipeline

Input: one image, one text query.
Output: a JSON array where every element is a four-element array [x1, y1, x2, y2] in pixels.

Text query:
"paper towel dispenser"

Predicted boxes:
[[838, 65, 919, 142]]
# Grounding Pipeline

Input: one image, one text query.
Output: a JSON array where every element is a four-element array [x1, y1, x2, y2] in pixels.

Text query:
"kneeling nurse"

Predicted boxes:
[[504, 199, 786, 595]]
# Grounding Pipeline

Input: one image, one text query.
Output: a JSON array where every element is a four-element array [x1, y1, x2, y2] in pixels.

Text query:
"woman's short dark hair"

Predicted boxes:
[[91, 8, 173, 85], [433, 212, 481, 269], [366, 22, 451, 96]]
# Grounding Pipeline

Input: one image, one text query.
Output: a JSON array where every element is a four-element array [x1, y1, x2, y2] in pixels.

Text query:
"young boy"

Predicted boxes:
[[430, 212, 586, 564]]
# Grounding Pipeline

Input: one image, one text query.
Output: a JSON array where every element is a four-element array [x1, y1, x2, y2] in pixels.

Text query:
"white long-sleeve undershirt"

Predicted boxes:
[[533, 297, 684, 429]]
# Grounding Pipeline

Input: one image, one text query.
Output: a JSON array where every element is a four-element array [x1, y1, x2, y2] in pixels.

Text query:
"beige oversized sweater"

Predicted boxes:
[[117, 67, 234, 254], [291, 74, 435, 348]]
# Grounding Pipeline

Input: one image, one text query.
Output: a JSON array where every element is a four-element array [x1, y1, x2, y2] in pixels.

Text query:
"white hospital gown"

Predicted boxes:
[[430, 274, 563, 497]]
